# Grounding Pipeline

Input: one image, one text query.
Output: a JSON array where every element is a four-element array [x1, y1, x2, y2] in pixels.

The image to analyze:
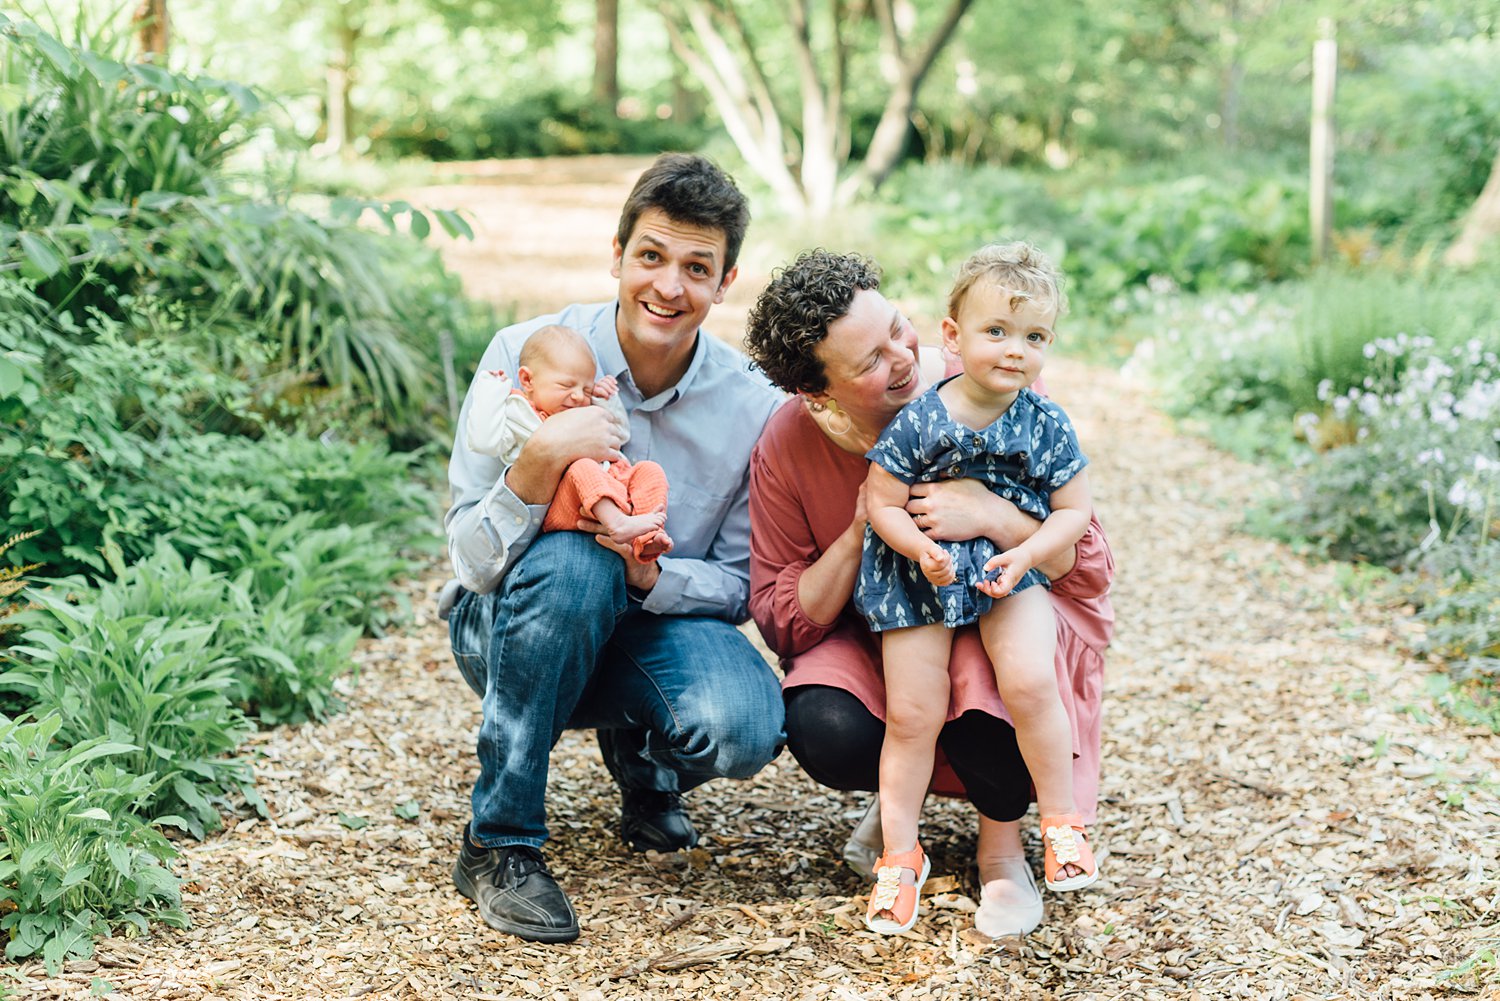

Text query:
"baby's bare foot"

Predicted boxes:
[[603, 510, 666, 547], [633, 528, 673, 562]]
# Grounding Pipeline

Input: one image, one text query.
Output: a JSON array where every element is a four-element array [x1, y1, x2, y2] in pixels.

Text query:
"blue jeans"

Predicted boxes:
[[448, 531, 785, 849]]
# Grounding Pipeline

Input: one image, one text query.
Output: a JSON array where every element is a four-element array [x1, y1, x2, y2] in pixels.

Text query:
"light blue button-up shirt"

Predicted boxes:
[[444, 301, 782, 622]]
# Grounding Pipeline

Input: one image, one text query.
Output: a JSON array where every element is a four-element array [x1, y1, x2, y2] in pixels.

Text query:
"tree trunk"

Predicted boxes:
[[838, 0, 975, 204], [594, 0, 620, 116], [1445, 144, 1500, 266], [132, 0, 169, 61], [325, 18, 359, 161]]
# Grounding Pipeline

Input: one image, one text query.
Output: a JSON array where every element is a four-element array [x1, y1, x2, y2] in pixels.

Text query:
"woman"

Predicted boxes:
[[744, 250, 1114, 937]]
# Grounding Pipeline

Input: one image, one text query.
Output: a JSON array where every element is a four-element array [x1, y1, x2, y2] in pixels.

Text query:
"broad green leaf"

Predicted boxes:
[[0, 355, 23, 396], [78, 50, 126, 84], [0, 82, 24, 113], [18, 233, 62, 278], [69, 807, 112, 822], [65, 741, 141, 767], [128, 63, 177, 92], [106, 843, 135, 879], [137, 191, 184, 211], [60, 864, 94, 888]]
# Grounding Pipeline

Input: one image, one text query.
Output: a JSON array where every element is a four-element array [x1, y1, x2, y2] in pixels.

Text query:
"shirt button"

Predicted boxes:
[[973, 436, 983, 447]]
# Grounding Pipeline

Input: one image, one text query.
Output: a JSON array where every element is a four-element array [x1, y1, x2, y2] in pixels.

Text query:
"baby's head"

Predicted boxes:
[[942, 243, 1068, 393], [947, 241, 1068, 322], [518, 324, 597, 416]]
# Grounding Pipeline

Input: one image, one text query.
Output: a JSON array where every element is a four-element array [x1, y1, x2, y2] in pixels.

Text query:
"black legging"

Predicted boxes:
[[784, 685, 1033, 823]]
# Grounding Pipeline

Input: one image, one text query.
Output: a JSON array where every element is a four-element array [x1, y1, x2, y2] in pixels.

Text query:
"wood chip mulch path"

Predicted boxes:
[[10, 356, 1497, 1000]]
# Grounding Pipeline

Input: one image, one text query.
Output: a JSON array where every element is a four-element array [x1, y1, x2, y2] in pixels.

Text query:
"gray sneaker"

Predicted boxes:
[[453, 826, 579, 943]]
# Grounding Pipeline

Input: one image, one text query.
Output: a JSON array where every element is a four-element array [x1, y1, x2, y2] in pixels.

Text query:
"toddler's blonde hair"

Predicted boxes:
[[947, 241, 1068, 320]]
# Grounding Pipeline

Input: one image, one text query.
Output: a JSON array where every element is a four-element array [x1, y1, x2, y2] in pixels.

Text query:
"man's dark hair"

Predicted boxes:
[[616, 153, 750, 278], [744, 250, 882, 395]]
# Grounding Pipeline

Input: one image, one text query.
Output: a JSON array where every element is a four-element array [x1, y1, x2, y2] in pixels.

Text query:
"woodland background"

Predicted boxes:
[[1, 0, 1498, 994]]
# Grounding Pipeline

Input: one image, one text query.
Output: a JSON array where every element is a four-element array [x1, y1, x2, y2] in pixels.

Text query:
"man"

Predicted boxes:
[[440, 154, 785, 943]]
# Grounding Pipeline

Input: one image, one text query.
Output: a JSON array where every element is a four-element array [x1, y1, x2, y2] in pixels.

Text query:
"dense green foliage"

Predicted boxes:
[[376, 87, 709, 161], [1125, 270, 1500, 706], [1, 16, 466, 965], [868, 164, 1310, 324], [0, 715, 186, 973]]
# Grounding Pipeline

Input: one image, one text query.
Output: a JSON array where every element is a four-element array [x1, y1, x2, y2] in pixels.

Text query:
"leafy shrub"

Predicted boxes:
[[869, 162, 1308, 324], [0, 530, 39, 643], [1282, 336, 1500, 567], [1409, 542, 1500, 684], [1123, 268, 1500, 456], [76, 541, 360, 726], [369, 87, 708, 161], [0, 587, 253, 837], [0, 714, 185, 974], [1, 284, 435, 581], [1068, 175, 1308, 305], [1, 20, 482, 430], [1340, 37, 1500, 248], [179, 511, 409, 638]]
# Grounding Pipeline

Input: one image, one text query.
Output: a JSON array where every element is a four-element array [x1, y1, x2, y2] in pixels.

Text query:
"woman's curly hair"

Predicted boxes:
[[744, 250, 882, 395]]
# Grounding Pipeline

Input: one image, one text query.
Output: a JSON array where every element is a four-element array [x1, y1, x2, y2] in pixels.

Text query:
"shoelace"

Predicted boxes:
[[870, 864, 904, 911], [1044, 825, 1082, 866], [497, 846, 547, 882]]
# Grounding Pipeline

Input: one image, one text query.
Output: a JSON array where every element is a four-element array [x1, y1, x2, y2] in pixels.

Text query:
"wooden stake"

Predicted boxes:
[[1310, 20, 1337, 263]]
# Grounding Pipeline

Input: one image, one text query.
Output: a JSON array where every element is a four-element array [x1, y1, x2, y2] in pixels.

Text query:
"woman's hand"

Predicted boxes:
[[907, 479, 1021, 543]]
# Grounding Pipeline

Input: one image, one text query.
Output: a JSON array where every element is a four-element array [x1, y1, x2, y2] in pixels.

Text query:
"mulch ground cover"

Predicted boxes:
[[10, 159, 1496, 999], [9, 357, 1496, 1000]]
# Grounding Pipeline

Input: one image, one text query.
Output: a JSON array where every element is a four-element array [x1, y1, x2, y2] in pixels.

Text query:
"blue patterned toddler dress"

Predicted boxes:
[[855, 378, 1088, 631]]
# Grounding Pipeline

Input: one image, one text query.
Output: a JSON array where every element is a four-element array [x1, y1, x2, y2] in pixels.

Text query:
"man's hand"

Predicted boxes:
[[979, 548, 1033, 598], [580, 518, 662, 594], [919, 545, 955, 586], [506, 406, 625, 504]]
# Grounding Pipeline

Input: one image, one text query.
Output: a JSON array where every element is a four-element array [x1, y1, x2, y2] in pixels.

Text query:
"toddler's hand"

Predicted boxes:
[[592, 374, 619, 400], [979, 549, 1033, 598], [919, 546, 955, 586]]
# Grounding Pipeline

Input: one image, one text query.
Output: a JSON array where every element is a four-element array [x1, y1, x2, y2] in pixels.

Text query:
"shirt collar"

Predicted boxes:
[[595, 301, 706, 409]]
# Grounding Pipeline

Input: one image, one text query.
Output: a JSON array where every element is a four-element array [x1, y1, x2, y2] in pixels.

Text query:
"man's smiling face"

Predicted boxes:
[[611, 207, 735, 365]]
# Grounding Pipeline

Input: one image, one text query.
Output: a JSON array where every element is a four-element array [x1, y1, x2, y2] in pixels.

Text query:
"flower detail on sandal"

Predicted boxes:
[[1040, 814, 1098, 893], [870, 866, 903, 913], [863, 842, 931, 935]]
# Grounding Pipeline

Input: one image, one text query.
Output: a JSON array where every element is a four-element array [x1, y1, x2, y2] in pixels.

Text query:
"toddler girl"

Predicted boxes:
[[857, 242, 1098, 934]]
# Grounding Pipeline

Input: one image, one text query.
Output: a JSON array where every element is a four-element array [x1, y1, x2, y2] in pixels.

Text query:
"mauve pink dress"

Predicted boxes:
[[749, 397, 1115, 823]]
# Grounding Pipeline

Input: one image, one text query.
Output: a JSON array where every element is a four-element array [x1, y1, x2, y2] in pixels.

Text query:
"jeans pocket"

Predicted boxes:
[[449, 591, 490, 697], [454, 650, 486, 696]]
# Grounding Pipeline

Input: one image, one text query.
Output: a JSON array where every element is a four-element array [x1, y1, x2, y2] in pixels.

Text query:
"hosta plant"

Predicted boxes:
[[0, 713, 185, 974]]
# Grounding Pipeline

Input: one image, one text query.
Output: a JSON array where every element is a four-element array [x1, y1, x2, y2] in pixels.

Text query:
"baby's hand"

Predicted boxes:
[[919, 546, 955, 586], [979, 549, 1032, 598], [592, 374, 619, 400]]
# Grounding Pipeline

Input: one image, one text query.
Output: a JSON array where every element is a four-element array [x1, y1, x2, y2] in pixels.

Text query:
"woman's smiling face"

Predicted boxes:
[[811, 289, 925, 426]]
